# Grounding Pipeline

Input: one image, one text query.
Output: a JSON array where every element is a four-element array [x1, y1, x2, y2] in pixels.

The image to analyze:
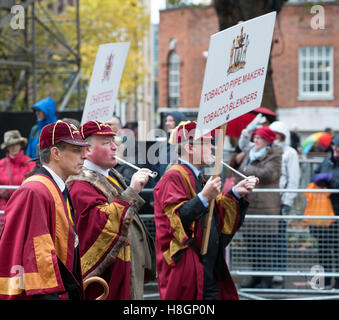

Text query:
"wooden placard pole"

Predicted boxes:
[[200, 123, 227, 255]]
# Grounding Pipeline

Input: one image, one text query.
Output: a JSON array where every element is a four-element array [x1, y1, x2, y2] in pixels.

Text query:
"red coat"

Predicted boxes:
[[0, 173, 81, 299], [154, 164, 246, 300], [0, 151, 35, 210], [67, 168, 142, 300]]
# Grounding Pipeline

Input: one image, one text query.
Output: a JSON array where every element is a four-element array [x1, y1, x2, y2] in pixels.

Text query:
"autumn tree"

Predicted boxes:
[[59, 0, 150, 107], [0, 0, 150, 111]]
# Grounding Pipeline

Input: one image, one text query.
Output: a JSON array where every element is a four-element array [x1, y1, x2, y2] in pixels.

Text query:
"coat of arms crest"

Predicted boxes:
[[227, 26, 249, 75], [102, 52, 114, 82]]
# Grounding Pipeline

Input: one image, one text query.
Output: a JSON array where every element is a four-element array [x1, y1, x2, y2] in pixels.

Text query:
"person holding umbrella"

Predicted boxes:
[[302, 131, 333, 155]]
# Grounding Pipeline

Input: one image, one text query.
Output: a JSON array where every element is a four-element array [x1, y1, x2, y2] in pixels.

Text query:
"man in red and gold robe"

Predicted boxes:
[[0, 121, 89, 300], [154, 121, 258, 300], [68, 121, 154, 300]]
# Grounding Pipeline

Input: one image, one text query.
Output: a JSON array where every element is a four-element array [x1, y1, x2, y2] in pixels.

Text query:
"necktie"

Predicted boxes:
[[107, 175, 121, 188], [107, 170, 122, 189], [62, 187, 75, 228], [62, 189, 79, 277], [62, 187, 79, 249]]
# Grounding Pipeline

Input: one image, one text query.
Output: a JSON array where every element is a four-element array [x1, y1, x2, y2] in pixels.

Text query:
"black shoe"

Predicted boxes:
[[241, 276, 262, 288], [256, 277, 273, 289], [325, 277, 333, 289]]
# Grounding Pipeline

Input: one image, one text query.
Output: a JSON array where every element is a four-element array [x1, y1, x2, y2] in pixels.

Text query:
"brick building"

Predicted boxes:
[[272, 1, 339, 134], [157, 1, 339, 135], [157, 5, 218, 121]]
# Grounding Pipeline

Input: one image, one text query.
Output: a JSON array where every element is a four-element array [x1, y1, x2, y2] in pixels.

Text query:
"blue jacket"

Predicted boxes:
[[26, 97, 58, 158]]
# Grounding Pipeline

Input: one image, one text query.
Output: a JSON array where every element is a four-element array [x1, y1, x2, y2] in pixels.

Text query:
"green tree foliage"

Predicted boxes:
[[0, 0, 150, 111], [59, 0, 150, 103]]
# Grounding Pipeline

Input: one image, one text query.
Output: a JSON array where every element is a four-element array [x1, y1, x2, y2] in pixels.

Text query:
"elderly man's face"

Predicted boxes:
[[85, 135, 118, 169]]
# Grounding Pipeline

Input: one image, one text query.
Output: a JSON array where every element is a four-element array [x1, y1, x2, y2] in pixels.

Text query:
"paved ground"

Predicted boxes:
[[143, 276, 339, 300]]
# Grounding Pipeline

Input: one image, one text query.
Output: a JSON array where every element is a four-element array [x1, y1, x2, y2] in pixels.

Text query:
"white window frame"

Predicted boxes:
[[298, 45, 333, 101], [288, 0, 335, 3], [168, 51, 180, 108]]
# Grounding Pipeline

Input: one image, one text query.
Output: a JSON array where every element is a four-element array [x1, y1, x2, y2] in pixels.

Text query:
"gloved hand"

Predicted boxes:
[[312, 173, 333, 187], [246, 113, 267, 132], [281, 204, 291, 216]]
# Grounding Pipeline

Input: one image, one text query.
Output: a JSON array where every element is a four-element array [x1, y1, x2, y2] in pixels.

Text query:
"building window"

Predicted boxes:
[[288, 0, 335, 3], [299, 46, 333, 100], [168, 51, 180, 108]]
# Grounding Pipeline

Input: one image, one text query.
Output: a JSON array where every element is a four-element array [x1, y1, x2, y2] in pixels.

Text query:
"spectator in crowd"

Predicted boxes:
[[309, 135, 339, 289], [26, 97, 58, 158], [123, 121, 138, 138], [290, 124, 302, 154], [0, 121, 89, 299], [155, 111, 187, 179], [62, 118, 80, 129], [236, 126, 282, 289], [269, 121, 300, 284], [0, 130, 35, 211], [105, 115, 123, 135], [269, 121, 300, 215], [325, 127, 334, 137], [105, 115, 148, 186], [68, 121, 156, 300], [234, 112, 267, 168], [105, 115, 125, 159], [154, 120, 258, 300], [165, 112, 186, 138]]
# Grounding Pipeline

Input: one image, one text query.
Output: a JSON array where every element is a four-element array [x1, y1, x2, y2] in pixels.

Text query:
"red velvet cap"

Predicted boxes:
[[79, 121, 115, 139], [253, 126, 276, 144], [174, 121, 213, 144], [39, 121, 89, 149]]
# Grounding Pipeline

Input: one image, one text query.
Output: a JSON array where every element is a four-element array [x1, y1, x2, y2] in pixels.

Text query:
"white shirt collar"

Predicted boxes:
[[42, 165, 66, 193], [178, 157, 201, 179], [83, 159, 110, 178]]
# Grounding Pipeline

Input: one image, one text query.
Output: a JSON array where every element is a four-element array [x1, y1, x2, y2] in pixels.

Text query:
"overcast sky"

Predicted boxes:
[[151, 0, 208, 24], [150, 0, 166, 24]]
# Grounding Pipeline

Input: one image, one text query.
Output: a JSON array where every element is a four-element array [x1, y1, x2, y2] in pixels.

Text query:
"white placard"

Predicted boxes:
[[81, 42, 130, 124], [195, 12, 276, 139]]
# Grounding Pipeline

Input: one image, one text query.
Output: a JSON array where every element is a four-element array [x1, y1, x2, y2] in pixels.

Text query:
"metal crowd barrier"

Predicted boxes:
[[229, 188, 339, 300], [2, 184, 339, 300]]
